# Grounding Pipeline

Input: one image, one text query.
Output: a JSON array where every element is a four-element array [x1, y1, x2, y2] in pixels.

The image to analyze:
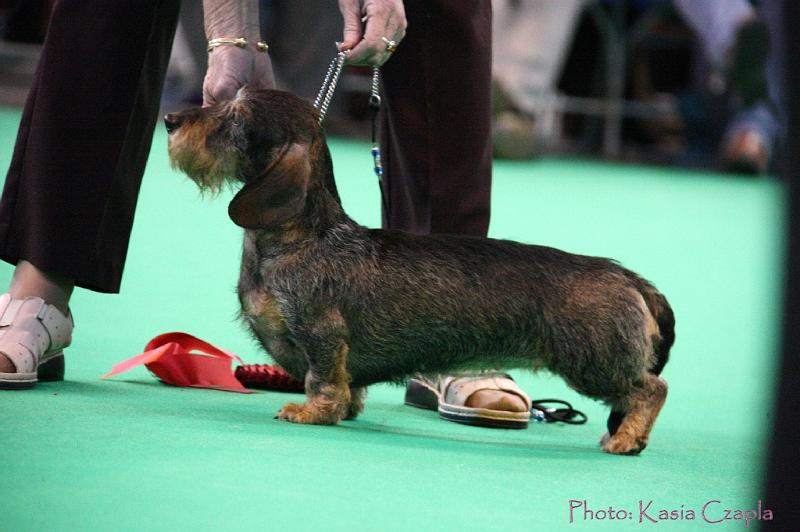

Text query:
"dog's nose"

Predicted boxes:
[[163, 113, 182, 134]]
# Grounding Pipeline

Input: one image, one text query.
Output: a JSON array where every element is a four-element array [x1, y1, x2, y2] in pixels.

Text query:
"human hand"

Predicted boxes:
[[337, 0, 406, 66], [203, 45, 275, 107], [202, 0, 275, 106]]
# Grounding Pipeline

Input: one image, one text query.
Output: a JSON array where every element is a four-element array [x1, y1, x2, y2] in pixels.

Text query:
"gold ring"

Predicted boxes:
[[381, 37, 398, 53]]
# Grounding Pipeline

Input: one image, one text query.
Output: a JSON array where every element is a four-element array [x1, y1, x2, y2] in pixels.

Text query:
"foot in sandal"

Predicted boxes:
[[404, 372, 532, 429], [0, 294, 74, 390]]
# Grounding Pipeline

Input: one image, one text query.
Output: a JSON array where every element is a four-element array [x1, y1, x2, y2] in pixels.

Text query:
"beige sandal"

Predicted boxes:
[[0, 294, 74, 390], [405, 372, 532, 429]]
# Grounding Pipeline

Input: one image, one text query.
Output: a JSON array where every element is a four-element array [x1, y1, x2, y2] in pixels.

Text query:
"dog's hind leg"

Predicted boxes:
[[277, 339, 353, 425], [600, 373, 668, 455], [604, 409, 625, 439]]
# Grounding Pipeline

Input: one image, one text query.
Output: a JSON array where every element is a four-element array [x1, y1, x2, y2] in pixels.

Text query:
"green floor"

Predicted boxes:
[[0, 106, 787, 531]]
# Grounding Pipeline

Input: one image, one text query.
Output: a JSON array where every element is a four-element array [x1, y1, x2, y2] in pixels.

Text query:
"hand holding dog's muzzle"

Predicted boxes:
[[203, 43, 276, 107]]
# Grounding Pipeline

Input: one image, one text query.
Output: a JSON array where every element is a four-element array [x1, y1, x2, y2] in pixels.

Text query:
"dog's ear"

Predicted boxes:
[[228, 143, 311, 229]]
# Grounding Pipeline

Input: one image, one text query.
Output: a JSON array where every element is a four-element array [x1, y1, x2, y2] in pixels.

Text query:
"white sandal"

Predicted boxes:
[[405, 372, 532, 429], [0, 294, 74, 390]]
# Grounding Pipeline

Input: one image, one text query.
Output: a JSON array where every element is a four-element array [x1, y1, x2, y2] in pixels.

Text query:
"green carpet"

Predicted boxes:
[[0, 106, 786, 531]]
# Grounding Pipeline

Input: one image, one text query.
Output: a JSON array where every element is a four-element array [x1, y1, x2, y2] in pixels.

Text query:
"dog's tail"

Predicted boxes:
[[630, 274, 675, 376]]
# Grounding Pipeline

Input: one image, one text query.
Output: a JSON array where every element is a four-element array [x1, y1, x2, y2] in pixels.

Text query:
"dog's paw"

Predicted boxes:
[[276, 402, 341, 425], [600, 433, 648, 455]]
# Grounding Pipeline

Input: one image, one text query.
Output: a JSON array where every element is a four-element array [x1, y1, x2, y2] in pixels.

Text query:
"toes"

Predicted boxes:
[[276, 402, 342, 425], [465, 389, 528, 412], [0, 354, 16, 373], [276, 403, 313, 423], [601, 434, 646, 455]]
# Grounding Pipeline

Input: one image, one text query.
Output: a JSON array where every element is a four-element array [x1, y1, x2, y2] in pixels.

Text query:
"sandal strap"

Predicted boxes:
[[0, 295, 73, 373]]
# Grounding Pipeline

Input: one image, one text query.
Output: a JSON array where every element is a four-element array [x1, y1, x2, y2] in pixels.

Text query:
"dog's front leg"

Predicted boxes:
[[277, 338, 352, 425], [345, 387, 367, 420]]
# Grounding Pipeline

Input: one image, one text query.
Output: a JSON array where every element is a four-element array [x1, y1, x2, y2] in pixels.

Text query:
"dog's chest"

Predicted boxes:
[[240, 286, 288, 340], [238, 236, 291, 340]]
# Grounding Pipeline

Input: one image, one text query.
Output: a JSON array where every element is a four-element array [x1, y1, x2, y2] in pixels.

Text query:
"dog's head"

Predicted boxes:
[[166, 88, 333, 229]]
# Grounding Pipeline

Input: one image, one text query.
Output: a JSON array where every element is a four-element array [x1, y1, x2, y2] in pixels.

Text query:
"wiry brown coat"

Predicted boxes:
[[166, 89, 674, 454]]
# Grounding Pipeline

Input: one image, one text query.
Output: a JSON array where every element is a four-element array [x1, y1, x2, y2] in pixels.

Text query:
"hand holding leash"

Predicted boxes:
[[337, 0, 406, 66]]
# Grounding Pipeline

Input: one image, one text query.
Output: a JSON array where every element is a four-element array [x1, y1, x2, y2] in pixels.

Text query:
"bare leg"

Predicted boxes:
[[8, 260, 74, 313], [0, 260, 74, 373]]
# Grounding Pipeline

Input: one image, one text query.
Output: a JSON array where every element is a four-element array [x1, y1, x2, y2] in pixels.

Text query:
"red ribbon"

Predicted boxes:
[[102, 332, 254, 393]]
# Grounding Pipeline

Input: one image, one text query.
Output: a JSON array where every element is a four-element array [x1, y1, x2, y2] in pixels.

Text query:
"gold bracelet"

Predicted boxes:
[[207, 37, 269, 53]]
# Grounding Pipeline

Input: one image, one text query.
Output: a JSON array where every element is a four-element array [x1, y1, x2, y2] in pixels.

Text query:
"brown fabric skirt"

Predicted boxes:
[[0, 0, 180, 293]]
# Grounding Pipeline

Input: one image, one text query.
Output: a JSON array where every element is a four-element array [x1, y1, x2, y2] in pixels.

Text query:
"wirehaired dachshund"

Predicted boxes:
[[165, 88, 675, 455]]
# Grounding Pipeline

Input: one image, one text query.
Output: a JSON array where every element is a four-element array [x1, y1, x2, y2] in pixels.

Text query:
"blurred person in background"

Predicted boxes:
[[673, 0, 784, 174]]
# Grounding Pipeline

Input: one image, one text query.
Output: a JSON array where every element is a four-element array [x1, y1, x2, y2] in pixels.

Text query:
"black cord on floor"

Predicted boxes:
[[530, 398, 587, 425]]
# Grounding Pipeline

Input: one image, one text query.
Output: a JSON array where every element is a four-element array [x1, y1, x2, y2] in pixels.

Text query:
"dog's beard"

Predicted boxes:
[[168, 139, 241, 195], [181, 163, 237, 196]]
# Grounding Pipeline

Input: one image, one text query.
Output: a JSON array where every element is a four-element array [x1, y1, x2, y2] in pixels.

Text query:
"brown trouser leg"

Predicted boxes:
[[0, 0, 181, 293], [380, 0, 492, 236]]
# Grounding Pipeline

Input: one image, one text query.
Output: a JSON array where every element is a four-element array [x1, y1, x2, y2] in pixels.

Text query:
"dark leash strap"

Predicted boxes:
[[368, 67, 391, 219]]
